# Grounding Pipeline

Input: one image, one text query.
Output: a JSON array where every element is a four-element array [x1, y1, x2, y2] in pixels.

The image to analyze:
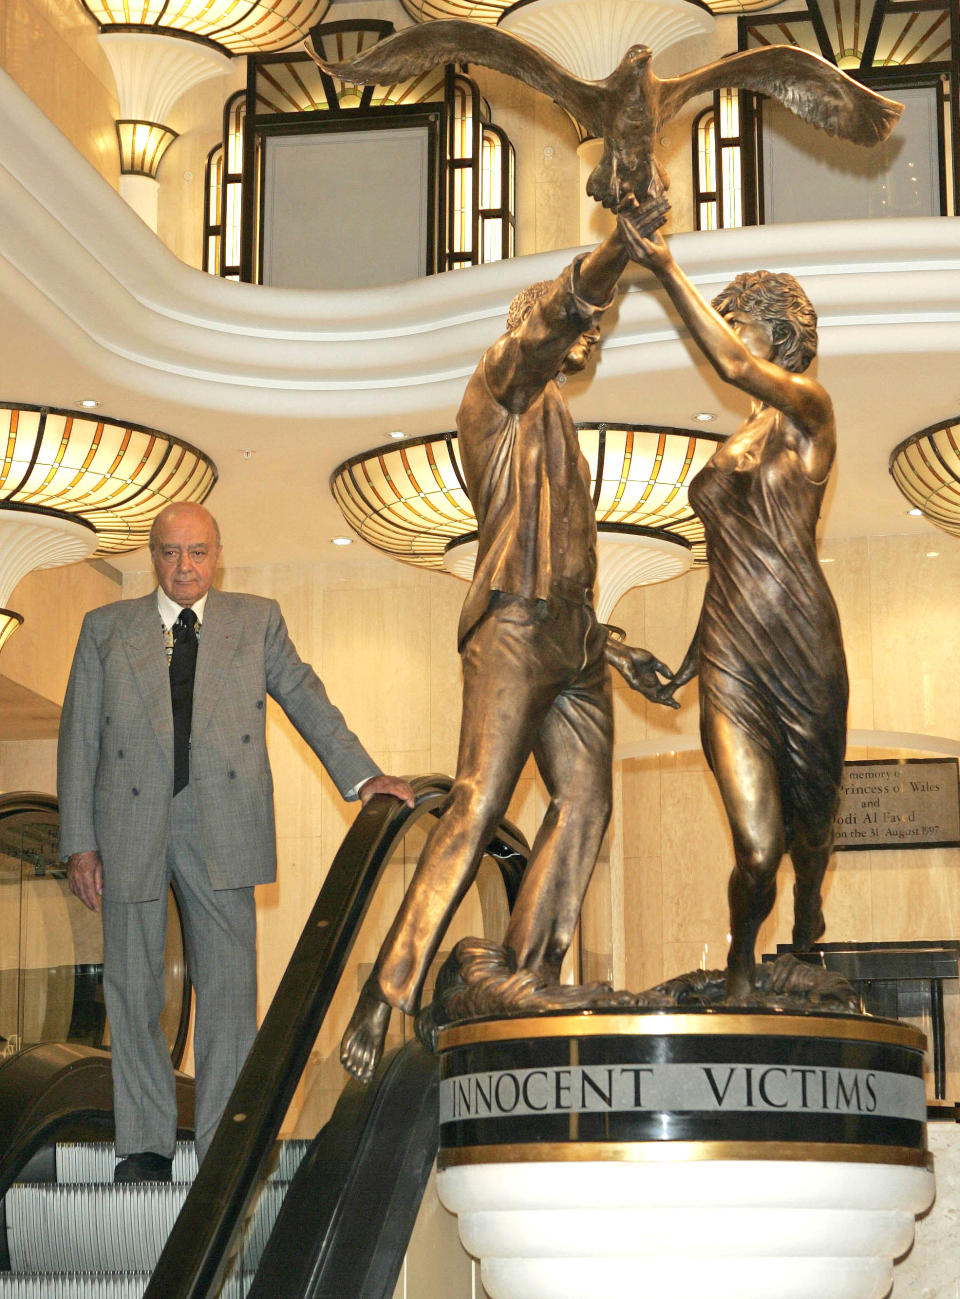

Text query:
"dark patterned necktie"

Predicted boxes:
[[170, 608, 199, 796]]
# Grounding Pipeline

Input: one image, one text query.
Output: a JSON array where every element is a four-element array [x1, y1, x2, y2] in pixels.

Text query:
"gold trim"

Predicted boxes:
[[437, 1141, 932, 1170], [438, 1013, 925, 1051]]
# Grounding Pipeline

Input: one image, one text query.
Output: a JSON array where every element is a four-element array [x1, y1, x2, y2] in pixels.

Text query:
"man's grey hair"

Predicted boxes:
[[506, 281, 553, 332], [149, 504, 221, 553]]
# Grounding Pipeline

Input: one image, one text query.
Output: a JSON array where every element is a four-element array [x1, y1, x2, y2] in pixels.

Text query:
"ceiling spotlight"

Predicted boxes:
[[241, 449, 256, 459], [694, 412, 716, 423], [907, 507, 924, 517], [79, 398, 100, 408], [388, 430, 406, 440], [332, 536, 353, 546], [820, 557, 835, 564], [926, 551, 940, 558]]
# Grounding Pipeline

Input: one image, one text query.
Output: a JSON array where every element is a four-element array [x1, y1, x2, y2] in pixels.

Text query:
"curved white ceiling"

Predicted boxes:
[[1, 66, 957, 566]]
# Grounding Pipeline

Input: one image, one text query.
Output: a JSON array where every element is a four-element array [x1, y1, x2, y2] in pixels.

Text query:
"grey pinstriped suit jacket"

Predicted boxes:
[[57, 587, 380, 902]]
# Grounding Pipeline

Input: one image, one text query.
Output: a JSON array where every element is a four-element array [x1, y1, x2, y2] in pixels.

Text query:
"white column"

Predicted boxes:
[[119, 174, 160, 232]]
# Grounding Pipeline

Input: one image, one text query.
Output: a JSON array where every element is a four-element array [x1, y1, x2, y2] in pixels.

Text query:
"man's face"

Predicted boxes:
[[563, 326, 601, 374], [152, 507, 221, 607], [726, 310, 775, 361]]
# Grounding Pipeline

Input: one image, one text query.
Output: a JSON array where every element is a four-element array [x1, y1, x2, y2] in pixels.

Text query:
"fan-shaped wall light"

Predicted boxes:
[[80, 0, 334, 227], [0, 403, 217, 649], [332, 423, 720, 623]]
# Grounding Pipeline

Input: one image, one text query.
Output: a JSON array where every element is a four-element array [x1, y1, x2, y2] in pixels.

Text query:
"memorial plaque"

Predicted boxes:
[[834, 758, 960, 851]]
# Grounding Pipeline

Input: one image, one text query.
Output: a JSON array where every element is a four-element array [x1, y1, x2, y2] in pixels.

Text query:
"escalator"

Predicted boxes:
[[0, 779, 528, 1297]]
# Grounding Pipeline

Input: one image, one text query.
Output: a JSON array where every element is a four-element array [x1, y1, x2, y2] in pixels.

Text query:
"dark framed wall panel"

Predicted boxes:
[[255, 113, 441, 289]]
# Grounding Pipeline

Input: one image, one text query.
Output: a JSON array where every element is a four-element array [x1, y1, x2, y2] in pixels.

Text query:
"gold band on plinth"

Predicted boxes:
[[437, 1013, 925, 1051], [437, 1141, 933, 1171]]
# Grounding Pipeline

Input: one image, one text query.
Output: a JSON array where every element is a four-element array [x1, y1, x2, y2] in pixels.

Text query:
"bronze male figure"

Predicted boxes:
[[342, 199, 676, 1083]]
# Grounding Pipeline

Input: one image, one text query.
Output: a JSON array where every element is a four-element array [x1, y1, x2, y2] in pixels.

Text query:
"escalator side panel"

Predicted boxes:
[[0, 1044, 194, 1201], [248, 1040, 439, 1299]]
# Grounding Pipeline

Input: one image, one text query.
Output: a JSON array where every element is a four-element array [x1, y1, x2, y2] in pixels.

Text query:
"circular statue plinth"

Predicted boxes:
[[435, 1010, 934, 1299]]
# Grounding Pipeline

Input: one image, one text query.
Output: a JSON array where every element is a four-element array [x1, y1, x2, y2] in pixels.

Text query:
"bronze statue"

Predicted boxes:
[[619, 211, 849, 1001], [307, 20, 902, 209], [341, 198, 678, 1084]]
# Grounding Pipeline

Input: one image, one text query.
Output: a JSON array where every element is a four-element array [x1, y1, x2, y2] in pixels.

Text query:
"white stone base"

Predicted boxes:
[[437, 1159, 936, 1299], [886, 1120, 960, 1297]]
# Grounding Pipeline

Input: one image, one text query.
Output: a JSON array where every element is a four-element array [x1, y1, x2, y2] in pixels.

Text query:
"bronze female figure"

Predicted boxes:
[[621, 222, 849, 1000]]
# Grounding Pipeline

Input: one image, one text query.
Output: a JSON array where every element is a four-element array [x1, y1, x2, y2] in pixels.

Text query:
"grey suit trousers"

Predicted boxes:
[[102, 784, 257, 1163]]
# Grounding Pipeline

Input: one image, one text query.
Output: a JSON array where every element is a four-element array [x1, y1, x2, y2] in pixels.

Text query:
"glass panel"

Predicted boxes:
[[719, 87, 740, 139], [722, 141, 743, 227], [204, 147, 223, 276], [698, 113, 717, 193], [481, 129, 501, 208], [481, 216, 503, 264], [19, 815, 103, 1049], [0, 815, 22, 1057], [452, 165, 473, 256], [452, 82, 473, 160], [226, 98, 245, 175], [0, 804, 187, 1061], [225, 180, 243, 270]]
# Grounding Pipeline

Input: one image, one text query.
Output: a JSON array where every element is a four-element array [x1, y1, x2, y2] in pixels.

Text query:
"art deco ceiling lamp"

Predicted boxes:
[[398, 0, 775, 34], [332, 424, 719, 623], [80, 0, 333, 228], [889, 417, 960, 538], [0, 403, 217, 649]]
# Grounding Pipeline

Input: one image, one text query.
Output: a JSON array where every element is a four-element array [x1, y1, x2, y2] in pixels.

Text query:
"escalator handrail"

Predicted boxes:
[[144, 774, 528, 1299], [0, 792, 58, 818]]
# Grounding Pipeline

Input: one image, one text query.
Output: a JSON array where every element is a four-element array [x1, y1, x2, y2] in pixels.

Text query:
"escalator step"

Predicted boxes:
[[5, 1184, 285, 1273], [0, 1272, 254, 1297], [53, 1140, 309, 1186]]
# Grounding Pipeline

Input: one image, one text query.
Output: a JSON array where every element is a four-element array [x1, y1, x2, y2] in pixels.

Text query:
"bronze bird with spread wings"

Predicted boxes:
[[306, 20, 903, 210]]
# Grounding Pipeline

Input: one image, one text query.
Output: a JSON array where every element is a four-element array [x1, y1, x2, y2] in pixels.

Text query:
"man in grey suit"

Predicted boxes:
[[58, 502, 413, 1182]]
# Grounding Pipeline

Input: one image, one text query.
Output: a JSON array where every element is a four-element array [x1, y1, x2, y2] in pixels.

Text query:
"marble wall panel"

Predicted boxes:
[[3, 561, 120, 708], [868, 536, 960, 737], [0, 738, 57, 796], [869, 847, 960, 941], [622, 853, 664, 991], [1, 0, 118, 184], [820, 538, 875, 729]]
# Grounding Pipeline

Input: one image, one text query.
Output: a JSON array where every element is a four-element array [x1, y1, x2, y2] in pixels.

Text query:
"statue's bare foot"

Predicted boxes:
[[340, 977, 392, 1085], [724, 965, 755, 1004]]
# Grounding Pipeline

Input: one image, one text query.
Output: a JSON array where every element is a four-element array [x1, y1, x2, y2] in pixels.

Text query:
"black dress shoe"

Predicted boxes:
[[113, 1152, 173, 1183]]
